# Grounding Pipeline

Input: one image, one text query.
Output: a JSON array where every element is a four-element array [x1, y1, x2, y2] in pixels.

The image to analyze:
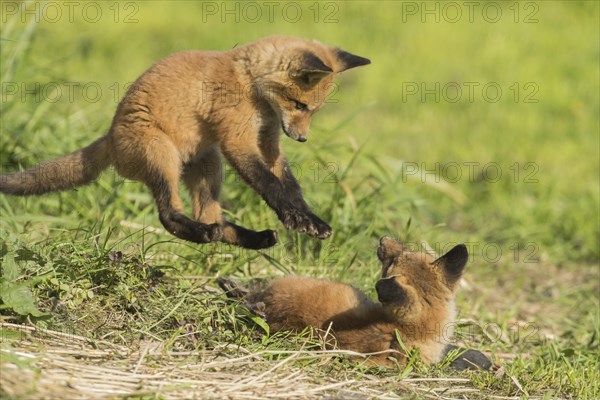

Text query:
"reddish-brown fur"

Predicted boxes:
[[219, 237, 469, 366], [0, 36, 370, 249]]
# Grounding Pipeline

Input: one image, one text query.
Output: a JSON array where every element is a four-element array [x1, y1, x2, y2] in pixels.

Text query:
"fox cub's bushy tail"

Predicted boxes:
[[0, 137, 111, 195]]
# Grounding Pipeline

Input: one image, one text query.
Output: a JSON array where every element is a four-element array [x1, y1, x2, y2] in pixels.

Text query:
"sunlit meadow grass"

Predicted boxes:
[[1, 1, 598, 399]]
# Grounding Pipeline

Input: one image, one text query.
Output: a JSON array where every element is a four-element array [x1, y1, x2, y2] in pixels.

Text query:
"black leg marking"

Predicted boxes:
[[225, 156, 332, 239], [151, 176, 223, 243], [217, 277, 249, 299], [225, 222, 278, 249]]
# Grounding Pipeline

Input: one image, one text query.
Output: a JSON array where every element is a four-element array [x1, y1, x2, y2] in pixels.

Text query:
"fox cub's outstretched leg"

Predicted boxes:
[[216, 277, 267, 318], [182, 147, 278, 249], [216, 277, 249, 299], [221, 133, 332, 240]]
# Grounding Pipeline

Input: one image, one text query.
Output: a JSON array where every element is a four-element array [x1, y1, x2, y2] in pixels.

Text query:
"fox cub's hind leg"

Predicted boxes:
[[216, 277, 249, 299], [183, 147, 278, 249], [113, 127, 222, 243], [216, 277, 267, 319]]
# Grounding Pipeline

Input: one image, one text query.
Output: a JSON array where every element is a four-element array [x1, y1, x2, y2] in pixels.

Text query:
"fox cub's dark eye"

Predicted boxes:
[[294, 100, 308, 111]]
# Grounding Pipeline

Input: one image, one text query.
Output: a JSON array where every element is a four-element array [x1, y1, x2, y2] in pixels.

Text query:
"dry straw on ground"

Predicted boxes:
[[1, 322, 520, 399]]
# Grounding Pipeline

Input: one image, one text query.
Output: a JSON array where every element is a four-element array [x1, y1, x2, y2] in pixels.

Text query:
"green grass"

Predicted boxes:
[[1, 1, 599, 399]]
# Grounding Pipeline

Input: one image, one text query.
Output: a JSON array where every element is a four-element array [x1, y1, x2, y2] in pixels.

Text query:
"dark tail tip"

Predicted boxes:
[[444, 344, 493, 371]]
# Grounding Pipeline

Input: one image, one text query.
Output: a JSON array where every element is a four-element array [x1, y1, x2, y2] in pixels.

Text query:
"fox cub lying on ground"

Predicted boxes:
[[218, 237, 491, 369], [0, 36, 369, 249]]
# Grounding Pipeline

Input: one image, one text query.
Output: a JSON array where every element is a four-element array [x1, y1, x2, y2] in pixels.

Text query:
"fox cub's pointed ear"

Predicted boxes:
[[334, 49, 371, 72], [290, 52, 333, 85], [433, 244, 468, 286]]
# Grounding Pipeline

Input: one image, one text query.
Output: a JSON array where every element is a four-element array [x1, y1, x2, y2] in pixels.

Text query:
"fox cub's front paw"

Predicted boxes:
[[203, 223, 224, 242], [280, 209, 332, 239]]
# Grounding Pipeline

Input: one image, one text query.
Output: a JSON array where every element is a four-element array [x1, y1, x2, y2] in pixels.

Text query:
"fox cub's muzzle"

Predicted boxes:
[[282, 121, 308, 142]]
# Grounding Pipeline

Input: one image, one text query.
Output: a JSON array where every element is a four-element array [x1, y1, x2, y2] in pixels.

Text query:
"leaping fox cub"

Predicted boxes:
[[0, 36, 370, 249], [219, 237, 491, 369]]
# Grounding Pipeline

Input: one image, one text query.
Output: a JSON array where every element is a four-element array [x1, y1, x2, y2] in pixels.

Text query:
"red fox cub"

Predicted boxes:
[[219, 237, 490, 368], [0, 36, 370, 249]]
